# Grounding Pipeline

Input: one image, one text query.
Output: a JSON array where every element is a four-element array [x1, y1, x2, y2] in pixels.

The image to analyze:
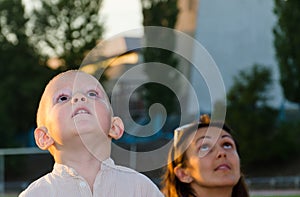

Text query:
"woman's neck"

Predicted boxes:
[[191, 185, 233, 197]]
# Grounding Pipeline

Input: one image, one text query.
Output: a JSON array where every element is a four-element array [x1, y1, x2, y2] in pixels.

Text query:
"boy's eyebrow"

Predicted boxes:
[[52, 88, 71, 97], [89, 84, 104, 91]]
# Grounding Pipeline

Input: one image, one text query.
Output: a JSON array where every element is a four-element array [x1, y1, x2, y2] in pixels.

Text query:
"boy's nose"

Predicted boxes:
[[71, 93, 87, 103]]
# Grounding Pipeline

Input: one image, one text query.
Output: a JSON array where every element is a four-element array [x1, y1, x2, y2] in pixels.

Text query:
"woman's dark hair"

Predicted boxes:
[[161, 114, 249, 197]]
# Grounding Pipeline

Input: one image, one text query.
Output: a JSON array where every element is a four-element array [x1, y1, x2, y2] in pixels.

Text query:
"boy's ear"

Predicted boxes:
[[34, 127, 54, 150], [108, 117, 124, 140], [174, 165, 193, 183]]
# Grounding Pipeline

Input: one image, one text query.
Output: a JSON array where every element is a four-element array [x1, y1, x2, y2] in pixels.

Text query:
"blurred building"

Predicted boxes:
[[83, 0, 297, 118], [176, 0, 198, 35], [79, 0, 300, 173], [82, 0, 200, 119], [80, 0, 200, 170], [190, 0, 297, 113]]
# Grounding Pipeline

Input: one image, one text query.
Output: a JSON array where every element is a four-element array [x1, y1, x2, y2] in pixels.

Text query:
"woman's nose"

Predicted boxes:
[[71, 93, 87, 103], [216, 147, 227, 158]]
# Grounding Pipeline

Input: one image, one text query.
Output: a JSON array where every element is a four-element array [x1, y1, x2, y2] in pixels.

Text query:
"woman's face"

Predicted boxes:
[[184, 127, 241, 188]]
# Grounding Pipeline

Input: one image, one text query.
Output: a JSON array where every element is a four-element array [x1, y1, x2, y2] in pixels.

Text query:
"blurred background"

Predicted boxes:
[[0, 0, 300, 196]]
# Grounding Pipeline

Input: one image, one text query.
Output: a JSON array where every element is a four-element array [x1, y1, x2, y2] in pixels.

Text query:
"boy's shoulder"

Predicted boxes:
[[102, 158, 162, 194], [101, 160, 163, 197], [19, 159, 164, 197], [102, 158, 151, 181], [18, 173, 54, 197]]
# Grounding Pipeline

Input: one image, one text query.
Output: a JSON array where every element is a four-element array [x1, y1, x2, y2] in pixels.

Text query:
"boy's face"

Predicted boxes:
[[39, 71, 113, 146]]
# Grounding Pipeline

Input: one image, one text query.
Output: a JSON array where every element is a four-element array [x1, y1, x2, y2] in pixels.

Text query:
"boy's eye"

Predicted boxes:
[[87, 90, 98, 97], [57, 95, 70, 103]]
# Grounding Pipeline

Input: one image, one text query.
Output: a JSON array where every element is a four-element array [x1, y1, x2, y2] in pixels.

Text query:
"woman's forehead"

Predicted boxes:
[[194, 127, 230, 140]]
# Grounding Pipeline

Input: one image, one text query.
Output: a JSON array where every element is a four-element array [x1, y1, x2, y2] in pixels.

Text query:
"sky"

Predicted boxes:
[[22, 0, 143, 40], [100, 0, 143, 39]]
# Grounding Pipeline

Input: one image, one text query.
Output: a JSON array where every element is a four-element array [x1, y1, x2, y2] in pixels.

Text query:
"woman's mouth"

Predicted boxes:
[[215, 164, 231, 171]]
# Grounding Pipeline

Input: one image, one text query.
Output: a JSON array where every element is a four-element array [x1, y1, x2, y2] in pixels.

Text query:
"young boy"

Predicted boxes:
[[19, 70, 163, 197]]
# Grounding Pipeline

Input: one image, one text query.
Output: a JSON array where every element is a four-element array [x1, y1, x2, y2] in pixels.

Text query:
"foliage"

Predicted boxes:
[[28, 0, 103, 70], [0, 0, 56, 147], [141, 0, 180, 116], [273, 0, 300, 104], [269, 118, 300, 161], [0, 0, 104, 147], [226, 64, 279, 165], [142, 0, 178, 27]]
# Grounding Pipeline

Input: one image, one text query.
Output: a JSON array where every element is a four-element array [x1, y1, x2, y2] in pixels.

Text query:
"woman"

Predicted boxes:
[[161, 114, 249, 197]]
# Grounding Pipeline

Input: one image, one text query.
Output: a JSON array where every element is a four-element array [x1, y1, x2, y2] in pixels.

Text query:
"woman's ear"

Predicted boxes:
[[174, 165, 193, 183], [34, 127, 54, 150], [108, 117, 124, 140]]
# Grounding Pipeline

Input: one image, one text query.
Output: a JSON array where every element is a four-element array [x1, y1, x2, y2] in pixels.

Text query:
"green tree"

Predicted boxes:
[[142, 0, 178, 27], [141, 0, 180, 116], [0, 0, 55, 147], [28, 0, 104, 70], [273, 0, 300, 105], [226, 64, 278, 166]]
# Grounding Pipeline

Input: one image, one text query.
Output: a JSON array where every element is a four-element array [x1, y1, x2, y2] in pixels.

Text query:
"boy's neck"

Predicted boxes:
[[53, 143, 110, 166], [52, 135, 112, 164], [54, 148, 105, 192], [49, 135, 112, 190]]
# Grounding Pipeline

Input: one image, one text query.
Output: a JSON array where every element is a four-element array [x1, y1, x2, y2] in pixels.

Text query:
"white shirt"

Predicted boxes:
[[19, 158, 163, 197]]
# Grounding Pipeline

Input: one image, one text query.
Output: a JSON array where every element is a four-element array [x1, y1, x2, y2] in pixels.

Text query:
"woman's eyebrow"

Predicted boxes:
[[195, 136, 211, 144], [221, 134, 233, 139], [196, 134, 232, 144]]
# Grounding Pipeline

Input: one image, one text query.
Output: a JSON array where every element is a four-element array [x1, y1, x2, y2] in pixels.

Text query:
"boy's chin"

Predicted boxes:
[[73, 118, 110, 135], [75, 128, 109, 138], [79, 135, 112, 161]]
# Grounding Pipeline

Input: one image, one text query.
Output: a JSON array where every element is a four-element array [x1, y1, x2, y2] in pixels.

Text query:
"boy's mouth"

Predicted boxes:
[[72, 107, 90, 117]]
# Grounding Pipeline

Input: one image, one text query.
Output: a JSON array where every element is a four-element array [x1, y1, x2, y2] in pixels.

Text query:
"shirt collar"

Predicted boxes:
[[52, 158, 115, 177], [53, 163, 78, 177]]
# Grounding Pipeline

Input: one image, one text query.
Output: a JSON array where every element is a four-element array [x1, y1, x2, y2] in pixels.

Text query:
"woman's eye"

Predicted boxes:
[[223, 142, 233, 149], [57, 95, 70, 103], [199, 144, 210, 152]]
